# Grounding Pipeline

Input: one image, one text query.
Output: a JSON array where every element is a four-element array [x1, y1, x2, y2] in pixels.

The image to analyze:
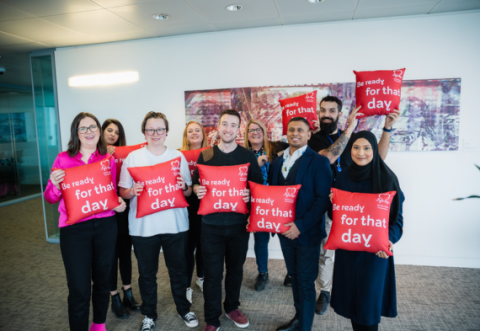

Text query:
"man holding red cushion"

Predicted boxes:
[[269, 117, 332, 331], [192, 109, 263, 331], [308, 96, 400, 316]]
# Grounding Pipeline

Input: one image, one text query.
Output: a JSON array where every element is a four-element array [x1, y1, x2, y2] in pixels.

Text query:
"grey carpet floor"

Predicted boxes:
[[1, 198, 479, 331]]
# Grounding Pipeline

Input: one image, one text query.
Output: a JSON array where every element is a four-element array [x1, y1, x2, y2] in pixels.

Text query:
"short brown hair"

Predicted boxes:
[[219, 109, 241, 126], [67, 112, 107, 157], [181, 121, 208, 151], [141, 111, 169, 134]]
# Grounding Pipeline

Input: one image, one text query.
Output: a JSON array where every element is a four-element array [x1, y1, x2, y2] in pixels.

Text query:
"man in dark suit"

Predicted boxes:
[[270, 117, 332, 331]]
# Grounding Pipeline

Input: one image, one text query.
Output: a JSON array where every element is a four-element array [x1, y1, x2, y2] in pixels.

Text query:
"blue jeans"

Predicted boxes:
[[253, 232, 270, 273], [279, 235, 320, 331]]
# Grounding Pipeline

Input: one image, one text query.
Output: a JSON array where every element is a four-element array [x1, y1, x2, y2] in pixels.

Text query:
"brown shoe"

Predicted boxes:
[[202, 324, 220, 331]]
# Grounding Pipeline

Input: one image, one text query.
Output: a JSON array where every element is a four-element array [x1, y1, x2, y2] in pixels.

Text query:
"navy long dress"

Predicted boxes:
[[330, 169, 404, 326]]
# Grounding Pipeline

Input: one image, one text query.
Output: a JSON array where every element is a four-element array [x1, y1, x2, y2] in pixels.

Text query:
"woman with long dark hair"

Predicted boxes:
[[101, 119, 141, 318], [44, 112, 126, 331]]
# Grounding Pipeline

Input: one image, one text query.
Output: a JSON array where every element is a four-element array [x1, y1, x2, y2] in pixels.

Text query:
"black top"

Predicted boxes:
[[192, 145, 264, 226], [277, 156, 303, 186], [308, 129, 352, 177]]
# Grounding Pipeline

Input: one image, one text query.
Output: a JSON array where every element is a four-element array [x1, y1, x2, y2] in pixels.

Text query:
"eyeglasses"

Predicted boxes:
[[248, 128, 263, 134], [78, 125, 98, 134], [145, 128, 167, 136]]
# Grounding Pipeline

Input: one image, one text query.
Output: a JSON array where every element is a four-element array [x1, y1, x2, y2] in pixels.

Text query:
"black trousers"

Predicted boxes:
[[131, 231, 191, 321], [110, 233, 133, 291], [201, 222, 250, 327], [60, 216, 117, 331], [186, 216, 204, 286], [352, 320, 379, 331]]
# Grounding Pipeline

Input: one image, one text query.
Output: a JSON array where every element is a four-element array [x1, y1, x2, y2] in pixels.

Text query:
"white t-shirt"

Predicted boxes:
[[118, 146, 192, 237]]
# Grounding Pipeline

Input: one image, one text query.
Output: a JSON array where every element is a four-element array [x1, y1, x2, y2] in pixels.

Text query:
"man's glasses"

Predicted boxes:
[[145, 128, 167, 136], [78, 125, 98, 134]]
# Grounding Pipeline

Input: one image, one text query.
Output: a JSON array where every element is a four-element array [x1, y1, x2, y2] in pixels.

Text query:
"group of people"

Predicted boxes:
[[44, 95, 404, 331]]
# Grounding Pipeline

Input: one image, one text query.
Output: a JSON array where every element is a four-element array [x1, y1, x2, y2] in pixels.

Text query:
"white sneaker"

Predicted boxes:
[[186, 287, 193, 303], [140, 316, 155, 331], [196, 278, 204, 292], [179, 311, 199, 328]]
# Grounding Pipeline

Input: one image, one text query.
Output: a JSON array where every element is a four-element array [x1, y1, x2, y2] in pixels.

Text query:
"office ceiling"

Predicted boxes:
[[0, 0, 479, 87]]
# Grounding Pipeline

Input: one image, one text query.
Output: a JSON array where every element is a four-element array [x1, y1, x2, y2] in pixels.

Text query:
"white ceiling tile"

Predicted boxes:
[[275, 0, 358, 16], [0, 42, 51, 53], [1, 0, 103, 17], [91, 0, 164, 8], [0, 31, 34, 46], [42, 9, 145, 36], [0, 18, 83, 40], [430, 0, 480, 13], [212, 16, 282, 31], [357, 0, 439, 9], [354, 3, 437, 19], [282, 10, 354, 25], [38, 36, 100, 47], [0, 3, 35, 21], [146, 25, 216, 37], [108, 1, 209, 29], [91, 30, 155, 43], [185, 0, 279, 22]]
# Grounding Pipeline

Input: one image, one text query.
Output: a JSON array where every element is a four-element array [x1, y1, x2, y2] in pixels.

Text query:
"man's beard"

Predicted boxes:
[[319, 117, 339, 135]]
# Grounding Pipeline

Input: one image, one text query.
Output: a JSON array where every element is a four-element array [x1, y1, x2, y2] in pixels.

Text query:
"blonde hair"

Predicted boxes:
[[244, 119, 275, 163], [181, 121, 208, 151]]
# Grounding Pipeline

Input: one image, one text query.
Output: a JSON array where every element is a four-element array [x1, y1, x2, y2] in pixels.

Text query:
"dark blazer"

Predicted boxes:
[[270, 146, 332, 246]]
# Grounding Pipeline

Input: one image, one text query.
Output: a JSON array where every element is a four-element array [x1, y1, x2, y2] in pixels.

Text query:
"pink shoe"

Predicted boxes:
[[226, 309, 249, 328], [90, 323, 107, 331]]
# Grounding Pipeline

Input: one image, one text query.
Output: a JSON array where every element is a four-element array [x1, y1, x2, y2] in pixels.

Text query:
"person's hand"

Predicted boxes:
[[384, 109, 401, 130], [346, 106, 363, 133], [107, 145, 116, 155], [131, 181, 144, 197], [376, 241, 393, 259], [113, 197, 127, 213], [329, 191, 333, 203], [50, 169, 65, 190], [242, 188, 250, 203], [195, 185, 207, 199], [177, 173, 186, 191], [282, 222, 301, 239], [311, 119, 320, 134], [246, 216, 254, 232], [257, 155, 269, 167]]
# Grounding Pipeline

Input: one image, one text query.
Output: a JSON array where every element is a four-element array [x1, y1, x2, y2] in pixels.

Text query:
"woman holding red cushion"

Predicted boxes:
[[44, 112, 126, 331], [180, 121, 209, 303], [101, 119, 141, 318], [330, 131, 404, 331]]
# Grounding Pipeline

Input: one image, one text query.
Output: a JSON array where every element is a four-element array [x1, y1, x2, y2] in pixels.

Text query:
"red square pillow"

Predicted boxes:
[[55, 158, 120, 225], [181, 147, 209, 178], [111, 143, 148, 182], [279, 91, 319, 134], [353, 68, 405, 118], [247, 181, 302, 233], [127, 156, 189, 218], [197, 163, 250, 215], [324, 188, 397, 256]]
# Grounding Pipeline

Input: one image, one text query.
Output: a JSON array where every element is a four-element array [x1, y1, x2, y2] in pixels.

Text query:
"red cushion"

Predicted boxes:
[[279, 91, 319, 134], [180, 147, 209, 178], [324, 188, 396, 256], [197, 163, 250, 215], [353, 68, 405, 117], [111, 143, 148, 183], [247, 181, 302, 233], [55, 158, 120, 225], [127, 156, 189, 218]]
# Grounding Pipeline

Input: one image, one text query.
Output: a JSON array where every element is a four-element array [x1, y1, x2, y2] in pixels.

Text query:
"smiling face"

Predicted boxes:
[[186, 123, 203, 146], [103, 123, 119, 145], [77, 117, 100, 150], [351, 138, 374, 166], [247, 123, 264, 148], [287, 120, 311, 151], [218, 114, 240, 144], [144, 118, 167, 146]]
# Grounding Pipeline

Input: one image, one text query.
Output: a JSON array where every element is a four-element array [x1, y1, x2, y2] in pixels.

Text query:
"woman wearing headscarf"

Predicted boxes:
[[330, 131, 404, 331]]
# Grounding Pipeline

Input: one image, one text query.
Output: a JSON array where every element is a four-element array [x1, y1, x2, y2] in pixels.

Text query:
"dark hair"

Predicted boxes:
[[67, 112, 107, 158], [219, 109, 241, 126], [141, 111, 169, 134], [320, 95, 343, 112], [102, 119, 127, 147], [288, 117, 310, 128]]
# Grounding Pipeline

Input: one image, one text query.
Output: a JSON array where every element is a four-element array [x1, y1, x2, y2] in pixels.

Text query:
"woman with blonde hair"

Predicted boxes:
[[244, 119, 288, 291], [180, 121, 208, 303]]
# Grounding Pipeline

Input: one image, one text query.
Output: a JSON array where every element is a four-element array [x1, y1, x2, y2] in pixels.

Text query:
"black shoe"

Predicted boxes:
[[111, 293, 129, 318], [123, 288, 141, 311], [276, 318, 299, 331], [254, 272, 269, 291], [283, 274, 292, 287], [315, 291, 331, 315]]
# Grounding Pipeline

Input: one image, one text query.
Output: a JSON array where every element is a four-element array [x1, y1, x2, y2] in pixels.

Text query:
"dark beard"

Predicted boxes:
[[319, 117, 338, 135]]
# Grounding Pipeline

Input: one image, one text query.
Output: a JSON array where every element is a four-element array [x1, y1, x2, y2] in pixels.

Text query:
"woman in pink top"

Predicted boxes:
[[44, 112, 126, 331]]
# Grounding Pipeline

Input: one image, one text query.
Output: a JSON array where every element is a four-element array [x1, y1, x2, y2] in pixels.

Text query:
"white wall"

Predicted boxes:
[[55, 10, 480, 268]]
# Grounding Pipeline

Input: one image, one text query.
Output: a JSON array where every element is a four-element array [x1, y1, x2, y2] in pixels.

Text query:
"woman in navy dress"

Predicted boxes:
[[330, 131, 404, 331]]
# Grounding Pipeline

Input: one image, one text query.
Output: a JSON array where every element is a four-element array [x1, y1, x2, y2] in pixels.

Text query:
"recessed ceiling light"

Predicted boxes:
[[307, 0, 324, 3], [152, 14, 169, 20], [226, 4, 243, 11]]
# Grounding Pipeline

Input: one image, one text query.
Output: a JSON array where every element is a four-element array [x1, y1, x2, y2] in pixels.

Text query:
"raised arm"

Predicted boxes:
[[377, 109, 400, 160]]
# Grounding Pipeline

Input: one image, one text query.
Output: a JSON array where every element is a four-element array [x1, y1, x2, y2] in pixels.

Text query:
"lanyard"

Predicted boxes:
[[326, 131, 342, 173]]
